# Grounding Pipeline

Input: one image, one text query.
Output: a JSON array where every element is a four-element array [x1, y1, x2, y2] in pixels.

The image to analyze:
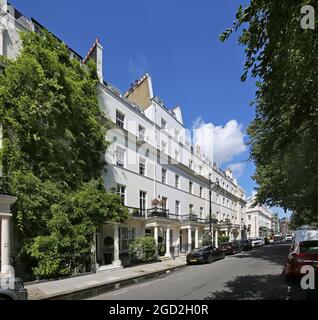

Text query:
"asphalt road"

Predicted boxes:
[[88, 243, 317, 300]]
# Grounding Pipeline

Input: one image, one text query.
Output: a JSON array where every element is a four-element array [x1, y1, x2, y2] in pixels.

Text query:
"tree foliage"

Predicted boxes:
[[0, 30, 128, 278], [129, 237, 157, 263], [221, 1, 318, 226]]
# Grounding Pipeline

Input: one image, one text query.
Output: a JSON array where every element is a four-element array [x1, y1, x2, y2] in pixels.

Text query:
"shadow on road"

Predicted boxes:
[[204, 273, 290, 300], [232, 243, 290, 266]]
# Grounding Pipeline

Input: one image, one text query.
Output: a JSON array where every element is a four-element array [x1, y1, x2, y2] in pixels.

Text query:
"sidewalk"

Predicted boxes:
[[25, 257, 187, 300]]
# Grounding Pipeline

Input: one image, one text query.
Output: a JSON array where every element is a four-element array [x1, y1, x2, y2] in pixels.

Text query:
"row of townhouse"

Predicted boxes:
[[246, 199, 274, 239], [0, 1, 247, 273]]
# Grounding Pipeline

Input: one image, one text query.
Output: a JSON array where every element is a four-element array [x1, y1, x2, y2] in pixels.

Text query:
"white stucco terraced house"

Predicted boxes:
[[246, 199, 274, 239], [0, 1, 247, 273]]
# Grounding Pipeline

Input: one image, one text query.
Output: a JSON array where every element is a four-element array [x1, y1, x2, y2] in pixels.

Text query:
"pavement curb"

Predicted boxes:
[[27, 262, 187, 300]]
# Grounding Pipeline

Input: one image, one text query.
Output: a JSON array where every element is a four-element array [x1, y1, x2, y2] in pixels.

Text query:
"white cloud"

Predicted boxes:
[[128, 55, 148, 79], [227, 162, 246, 178], [192, 119, 247, 166]]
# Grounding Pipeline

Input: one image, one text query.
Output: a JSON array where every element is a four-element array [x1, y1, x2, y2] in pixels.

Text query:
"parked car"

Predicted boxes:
[[274, 235, 283, 242], [264, 237, 271, 245], [239, 239, 252, 251], [285, 234, 293, 241], [0, 277, 28, 300], [250, 238, 263, 247], [219, 242, 241, 255], [186, 246, 225, 264], [284, 240, 318, 282]]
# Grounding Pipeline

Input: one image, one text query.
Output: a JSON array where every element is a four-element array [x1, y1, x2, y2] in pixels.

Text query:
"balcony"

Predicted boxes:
[[127, 206, 213, 224], [182, 214, 209, 224], [147, 207, 180, 220]]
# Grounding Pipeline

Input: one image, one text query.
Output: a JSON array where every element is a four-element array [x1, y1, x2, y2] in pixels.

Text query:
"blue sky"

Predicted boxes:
[[11, 0, 289, 218]]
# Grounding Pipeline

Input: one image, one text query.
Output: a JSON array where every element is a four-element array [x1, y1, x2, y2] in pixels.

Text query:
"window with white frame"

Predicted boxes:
[[138, 125, 145, 141], [189, 181, 193, 194], [161, 140, 167, 154], [119, 227, 135, 251], [115, 146, 126, 167], [175, 149, 180, 162], [189, 159, 193, 169], [162, 168, 167, 184], [175, 129, 180, 141], [116, 110, 125, 128], [139, 157, 146, 176], [200, 186, 203, 198], [175, 200, 180, 215], [200, 207, 204, 219], [161, 118, 167, 130], [116, 185, 126, 205], [175, 174, 180, 189], [189, 204, 194, 215], [139, 190, 147, 212]]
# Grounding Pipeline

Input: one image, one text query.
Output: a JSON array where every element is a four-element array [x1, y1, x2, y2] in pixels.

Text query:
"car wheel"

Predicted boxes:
[[207, 255, 213, 263]]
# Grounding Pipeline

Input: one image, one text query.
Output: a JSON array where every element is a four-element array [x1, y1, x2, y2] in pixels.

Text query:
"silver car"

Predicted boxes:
[[0, 277, 28, 300]]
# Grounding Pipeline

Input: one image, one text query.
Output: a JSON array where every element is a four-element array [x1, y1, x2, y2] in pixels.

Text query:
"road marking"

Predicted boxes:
[[113, 289, 128, 296], [137, 283, 151, 288]]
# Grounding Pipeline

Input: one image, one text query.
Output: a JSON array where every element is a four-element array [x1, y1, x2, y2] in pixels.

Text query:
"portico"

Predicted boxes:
[[0, 195, 17, 275]]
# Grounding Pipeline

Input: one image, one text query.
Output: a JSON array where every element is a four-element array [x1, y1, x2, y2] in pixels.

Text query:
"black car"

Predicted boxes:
[[186, 246, 225, 264], [0, 277, 28, 300], [239, 239, 252, 251], [219, 241, 241, 255]]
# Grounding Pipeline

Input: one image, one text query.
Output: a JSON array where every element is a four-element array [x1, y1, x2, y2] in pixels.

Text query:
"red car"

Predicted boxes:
[[284, 240, 318, 281]]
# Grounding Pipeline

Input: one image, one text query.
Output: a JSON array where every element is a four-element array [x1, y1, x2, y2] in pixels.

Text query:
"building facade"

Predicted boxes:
[[272, 213, 281, 235], [246, 200, 274, 239], [0, 1, 248, 272], [280, 217, 291, 236]]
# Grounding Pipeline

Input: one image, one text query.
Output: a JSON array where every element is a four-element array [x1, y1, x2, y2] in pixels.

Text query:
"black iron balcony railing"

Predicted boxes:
[[147, 207, 180, 220], [127, 206, 212, 224], [182, 214, 209, 224]]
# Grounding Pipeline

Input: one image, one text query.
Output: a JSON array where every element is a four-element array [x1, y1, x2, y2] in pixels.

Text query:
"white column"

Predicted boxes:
[[165, 228, 171, 257], [0, 27, 4, 57], [187, 228, 192, 252], [215, 229, 219, 248], [195, 228, 199, 248], [112, 224, 121, 266], [1, 216, 11, 274], [154, 226, 159, 257], [176, 229, 180, 256]]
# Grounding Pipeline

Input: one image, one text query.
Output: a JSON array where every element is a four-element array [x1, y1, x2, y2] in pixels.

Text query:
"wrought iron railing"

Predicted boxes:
[[147, 208, 180, 220]]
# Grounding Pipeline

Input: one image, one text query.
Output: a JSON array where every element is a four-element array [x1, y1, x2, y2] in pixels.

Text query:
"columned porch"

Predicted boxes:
[[95, 218, 146, 271]]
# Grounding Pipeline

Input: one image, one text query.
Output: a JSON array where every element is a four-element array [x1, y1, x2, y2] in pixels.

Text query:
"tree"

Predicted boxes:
[[220, 1, 318, 226], [0, 30, 128, 278]]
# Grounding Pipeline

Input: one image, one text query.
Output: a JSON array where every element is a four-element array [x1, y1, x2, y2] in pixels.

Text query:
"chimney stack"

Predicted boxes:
[[0, 0, 7, 13]]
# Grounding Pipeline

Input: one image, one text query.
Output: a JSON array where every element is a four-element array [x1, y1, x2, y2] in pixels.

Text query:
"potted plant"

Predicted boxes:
[[151, 198, 161, 208]]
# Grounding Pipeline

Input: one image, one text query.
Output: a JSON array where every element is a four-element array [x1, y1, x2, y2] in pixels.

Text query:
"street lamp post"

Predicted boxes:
[[209, 178, 219, 246]]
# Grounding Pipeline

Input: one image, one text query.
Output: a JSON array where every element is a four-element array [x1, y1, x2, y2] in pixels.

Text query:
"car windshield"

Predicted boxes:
[[300, 241, 318, 254], [192, 246, 211, 252]]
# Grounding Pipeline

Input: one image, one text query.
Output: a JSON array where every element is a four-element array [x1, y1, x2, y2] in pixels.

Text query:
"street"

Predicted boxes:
[[88, 243, 317, 300]]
